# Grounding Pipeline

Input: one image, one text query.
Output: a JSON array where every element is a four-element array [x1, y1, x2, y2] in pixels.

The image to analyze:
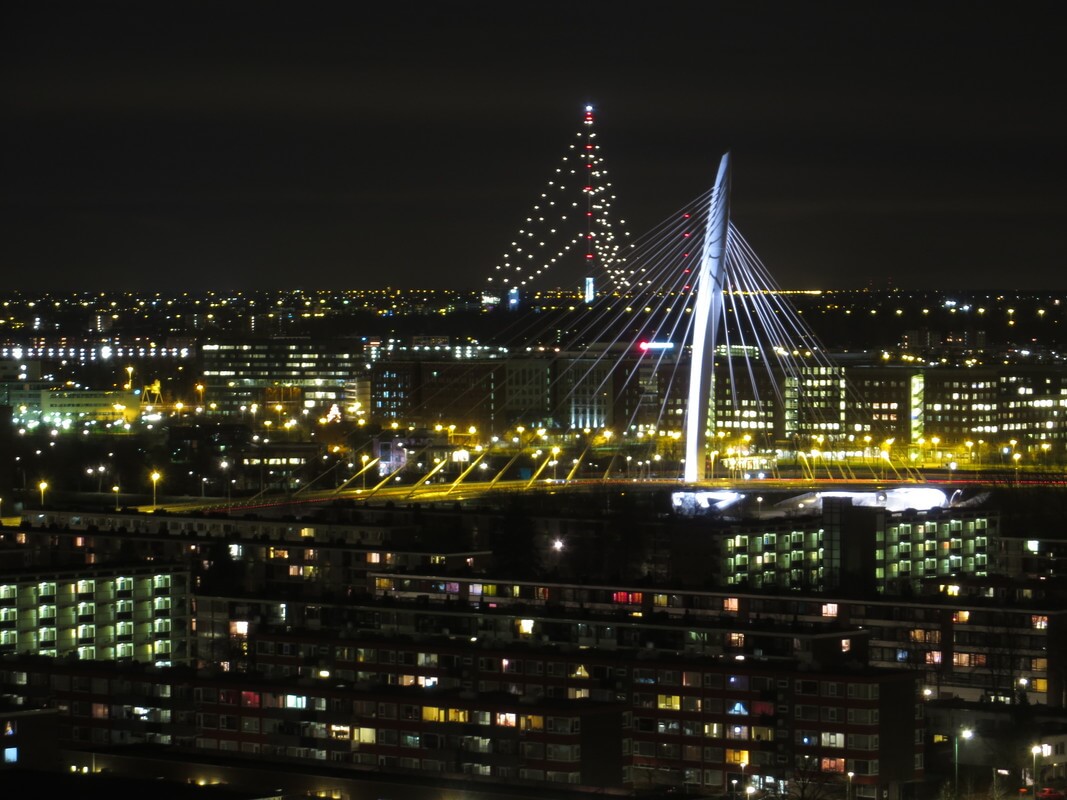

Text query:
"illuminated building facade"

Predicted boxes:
[[201, 337, 360, 414], [0, 565, 189, 666], [0, 621, 922, 796]]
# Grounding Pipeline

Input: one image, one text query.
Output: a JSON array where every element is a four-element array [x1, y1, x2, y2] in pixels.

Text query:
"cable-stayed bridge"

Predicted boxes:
[[154, 107, 978, 517], [476, 107, 884, 487]]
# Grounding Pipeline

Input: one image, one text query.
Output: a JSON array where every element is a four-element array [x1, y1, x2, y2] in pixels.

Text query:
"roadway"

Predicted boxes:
[[140, 468, 1051, 516]]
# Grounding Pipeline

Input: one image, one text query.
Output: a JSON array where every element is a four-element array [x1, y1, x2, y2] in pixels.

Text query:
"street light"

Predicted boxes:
[[361, 453, 370, 491], [112, 485, 120, 511], [731, 779, 738, 800], [847, 771, 855, 800], [1032, 744, 1043, 790], [38, 480, 48, 508], [955, 728, 972, 799], [150, 471, 161, 511]]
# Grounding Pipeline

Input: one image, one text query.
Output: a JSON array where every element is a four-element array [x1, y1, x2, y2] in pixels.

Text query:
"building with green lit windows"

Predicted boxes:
[[0, 565, 189, 666]]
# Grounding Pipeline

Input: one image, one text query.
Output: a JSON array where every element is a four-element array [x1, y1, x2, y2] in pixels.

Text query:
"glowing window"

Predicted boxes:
[[657, 695, 681, 711]]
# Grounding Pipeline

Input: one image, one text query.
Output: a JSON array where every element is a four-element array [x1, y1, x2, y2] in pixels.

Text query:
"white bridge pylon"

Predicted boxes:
[[684, 152, 731, 483]]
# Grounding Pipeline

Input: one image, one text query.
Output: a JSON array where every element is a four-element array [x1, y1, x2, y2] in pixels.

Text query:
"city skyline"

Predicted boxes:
[[3, 4, 1064, 293]]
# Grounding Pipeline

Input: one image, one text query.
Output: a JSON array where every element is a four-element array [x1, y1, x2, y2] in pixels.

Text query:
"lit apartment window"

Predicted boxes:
[[657, 695, 681, 711], [822, 603, 838, 618]]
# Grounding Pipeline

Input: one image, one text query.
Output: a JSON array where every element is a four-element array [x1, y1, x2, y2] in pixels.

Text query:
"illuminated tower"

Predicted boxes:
[[684, 152, 731, 483], [485, 105, 633, 306]]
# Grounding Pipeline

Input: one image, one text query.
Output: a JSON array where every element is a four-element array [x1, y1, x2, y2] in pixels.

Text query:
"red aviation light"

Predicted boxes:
[[585, 253, 594, 259]]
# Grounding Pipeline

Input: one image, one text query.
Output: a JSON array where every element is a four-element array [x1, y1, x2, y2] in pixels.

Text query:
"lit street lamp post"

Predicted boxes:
[[955, 728, 973, 799], [220, 461, 230, 501], [38, 480, 48, 508], [113, 485, 120, 511], [848, 771, 854, 800], [150, 471, 161, 511], [1032, 745, 1043, 791]]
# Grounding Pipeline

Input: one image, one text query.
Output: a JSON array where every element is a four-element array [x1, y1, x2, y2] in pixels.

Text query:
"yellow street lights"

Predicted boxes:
[[361, 453, 370, 491], [125, 366, 133, 390], [112, 485, 120, 511], [150, 471, 161, 511], [38, 480, 48, 508]]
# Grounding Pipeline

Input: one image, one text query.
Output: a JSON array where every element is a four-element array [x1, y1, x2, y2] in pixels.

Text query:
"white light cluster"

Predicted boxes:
[[488, 106, 636, 297]]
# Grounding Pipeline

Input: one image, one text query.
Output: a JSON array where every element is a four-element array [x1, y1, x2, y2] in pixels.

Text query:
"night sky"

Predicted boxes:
[[2, 3, 1064, 292]]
